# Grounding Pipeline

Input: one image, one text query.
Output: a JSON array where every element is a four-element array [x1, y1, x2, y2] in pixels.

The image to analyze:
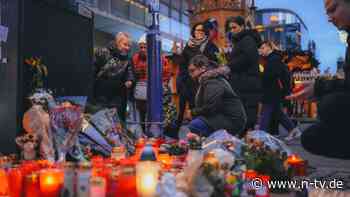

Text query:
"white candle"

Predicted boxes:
[[77, 162, 91, 197], [89, 177, 106, 197], [136, 161, 160, 197]]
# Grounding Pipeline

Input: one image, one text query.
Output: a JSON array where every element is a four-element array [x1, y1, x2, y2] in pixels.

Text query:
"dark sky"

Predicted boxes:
[[256, 0, 347, 72]]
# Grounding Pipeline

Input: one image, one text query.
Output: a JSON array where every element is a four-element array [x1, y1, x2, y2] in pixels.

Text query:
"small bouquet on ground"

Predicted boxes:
[[242, 130, 291, 193]]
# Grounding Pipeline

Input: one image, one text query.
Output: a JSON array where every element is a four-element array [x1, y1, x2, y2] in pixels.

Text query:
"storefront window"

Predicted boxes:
[[182, 13, 189, 25], [171, 0, 181, 10], [171, 10, 180, 20], [160, 14, 170, 33], [111, 0, 129, 18], [160, 3, 169, 16], [130, 3, 146, 25]]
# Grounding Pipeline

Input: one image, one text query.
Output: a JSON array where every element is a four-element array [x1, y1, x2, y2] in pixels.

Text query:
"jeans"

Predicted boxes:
[[258, 103, 296, 133]]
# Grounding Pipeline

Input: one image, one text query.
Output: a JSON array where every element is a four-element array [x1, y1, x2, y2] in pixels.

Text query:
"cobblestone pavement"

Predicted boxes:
[[277, 124, 350, 196]]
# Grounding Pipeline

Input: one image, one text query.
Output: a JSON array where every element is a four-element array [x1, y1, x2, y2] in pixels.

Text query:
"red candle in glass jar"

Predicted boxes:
[[39, 169, 63, 197], [0, 168, 9, 196], [8, 166, 23, 197], [287, 155, 307, 176], [244, 170, 258, 180], [116, 160, 137, 197], [24, 173, 40, 197]]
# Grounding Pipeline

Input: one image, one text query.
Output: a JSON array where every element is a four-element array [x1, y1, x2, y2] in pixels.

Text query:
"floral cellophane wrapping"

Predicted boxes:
[[246, 130, 293, 156], [22, 105, 55, 160], [50, 104, 83, 158]]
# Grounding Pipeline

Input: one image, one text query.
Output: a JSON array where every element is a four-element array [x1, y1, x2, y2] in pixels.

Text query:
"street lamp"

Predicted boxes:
[[146, 0, 163, 137]]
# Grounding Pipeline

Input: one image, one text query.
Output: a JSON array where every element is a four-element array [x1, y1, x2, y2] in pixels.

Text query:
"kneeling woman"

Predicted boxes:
[[187, 55, 247, 137]]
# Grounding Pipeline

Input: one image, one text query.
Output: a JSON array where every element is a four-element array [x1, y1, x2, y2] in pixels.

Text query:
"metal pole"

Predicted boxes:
[[146, 0, 162, 137]]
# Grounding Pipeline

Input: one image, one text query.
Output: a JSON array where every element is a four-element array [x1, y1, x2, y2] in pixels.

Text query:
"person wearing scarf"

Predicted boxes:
[[171, 22, 220, 136]]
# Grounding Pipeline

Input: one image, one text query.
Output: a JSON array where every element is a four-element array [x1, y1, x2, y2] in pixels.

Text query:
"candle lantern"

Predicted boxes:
[[8, 166, 23, 197], [0, 168, 9, 196], [77, 162, 92, 197], [89, 176, 106, 197], [286, 155, 307, 176], [136, 145, 160, 197], [39, 169, 63, 197], [62, 162, 75, 197], [24, 173, 40, 197]]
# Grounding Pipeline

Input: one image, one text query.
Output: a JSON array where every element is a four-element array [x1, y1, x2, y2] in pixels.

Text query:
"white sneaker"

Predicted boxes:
[[284, 128, 302, 142]]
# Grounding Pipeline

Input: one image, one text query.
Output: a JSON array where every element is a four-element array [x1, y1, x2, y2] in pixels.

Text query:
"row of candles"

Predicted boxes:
[[0, 139, 176, 197], [0, 138, 307, 197]]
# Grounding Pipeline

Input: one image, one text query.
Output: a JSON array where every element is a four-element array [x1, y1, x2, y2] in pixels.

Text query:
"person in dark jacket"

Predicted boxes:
[[258, 41, 301, 140], [187, 55, 247, 137], [286, 0, 350, 159], [225, 16, 262, 132], [175, 22, 220, 129], [94, 32, 135, 122]]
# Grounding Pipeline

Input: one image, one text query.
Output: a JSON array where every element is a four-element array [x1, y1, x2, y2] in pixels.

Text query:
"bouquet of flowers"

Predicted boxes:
[[50, 97, 86, 161]]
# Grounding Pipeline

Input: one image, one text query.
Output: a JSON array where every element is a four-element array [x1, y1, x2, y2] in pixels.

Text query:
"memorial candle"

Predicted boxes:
[[89, 176, 106, 197], [8, 166, 23, 197], [62, 162, 75, 197], [286, 155, 307, 176], [24, 173, 40, 197], [136, 145, 160, 197], [0, 168, 9, 196], [39, 169, 63, 197]]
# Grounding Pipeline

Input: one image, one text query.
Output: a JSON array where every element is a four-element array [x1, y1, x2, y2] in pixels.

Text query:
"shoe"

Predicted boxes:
[[284, 128, 302, 142]]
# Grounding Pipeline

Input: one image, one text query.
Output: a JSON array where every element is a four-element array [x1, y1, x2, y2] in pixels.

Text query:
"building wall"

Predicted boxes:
[[77, 0, 191, 52], [256, 9, 309, 51], [187, 0, 251, 48], [0, 0, 20, 154]]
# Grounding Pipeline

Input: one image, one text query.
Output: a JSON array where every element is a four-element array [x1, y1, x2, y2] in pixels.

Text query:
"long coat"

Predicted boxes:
[[227, 30, 262, 129]]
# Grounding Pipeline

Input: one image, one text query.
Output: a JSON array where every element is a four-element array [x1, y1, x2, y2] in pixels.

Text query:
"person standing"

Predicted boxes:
[[94, 32, 135, 122], [225, 16, 262, 132], [258, 41, 302, 141]]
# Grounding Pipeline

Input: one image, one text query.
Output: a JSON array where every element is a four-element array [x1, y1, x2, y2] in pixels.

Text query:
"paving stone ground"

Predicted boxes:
[[271, 124, 350, 196]]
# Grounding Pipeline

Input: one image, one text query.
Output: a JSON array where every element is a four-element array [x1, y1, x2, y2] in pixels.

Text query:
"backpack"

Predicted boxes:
[[278, 64, 292, 97]]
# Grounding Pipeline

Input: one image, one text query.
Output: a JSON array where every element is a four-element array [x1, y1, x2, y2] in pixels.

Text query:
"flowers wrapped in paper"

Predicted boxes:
[[49, 96, 87, 161], [245, 130, 292, 156], [202, 130, 246, 159]]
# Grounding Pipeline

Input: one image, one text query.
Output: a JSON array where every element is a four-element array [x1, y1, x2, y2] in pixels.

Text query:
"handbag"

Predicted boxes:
[[134, 81, 147, 100]]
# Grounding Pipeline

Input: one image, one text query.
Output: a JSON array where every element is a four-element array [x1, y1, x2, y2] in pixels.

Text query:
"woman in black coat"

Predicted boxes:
[[175, 22, 219, 129], [187, 55, 247, 136], [225, 16, 262, 132]]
